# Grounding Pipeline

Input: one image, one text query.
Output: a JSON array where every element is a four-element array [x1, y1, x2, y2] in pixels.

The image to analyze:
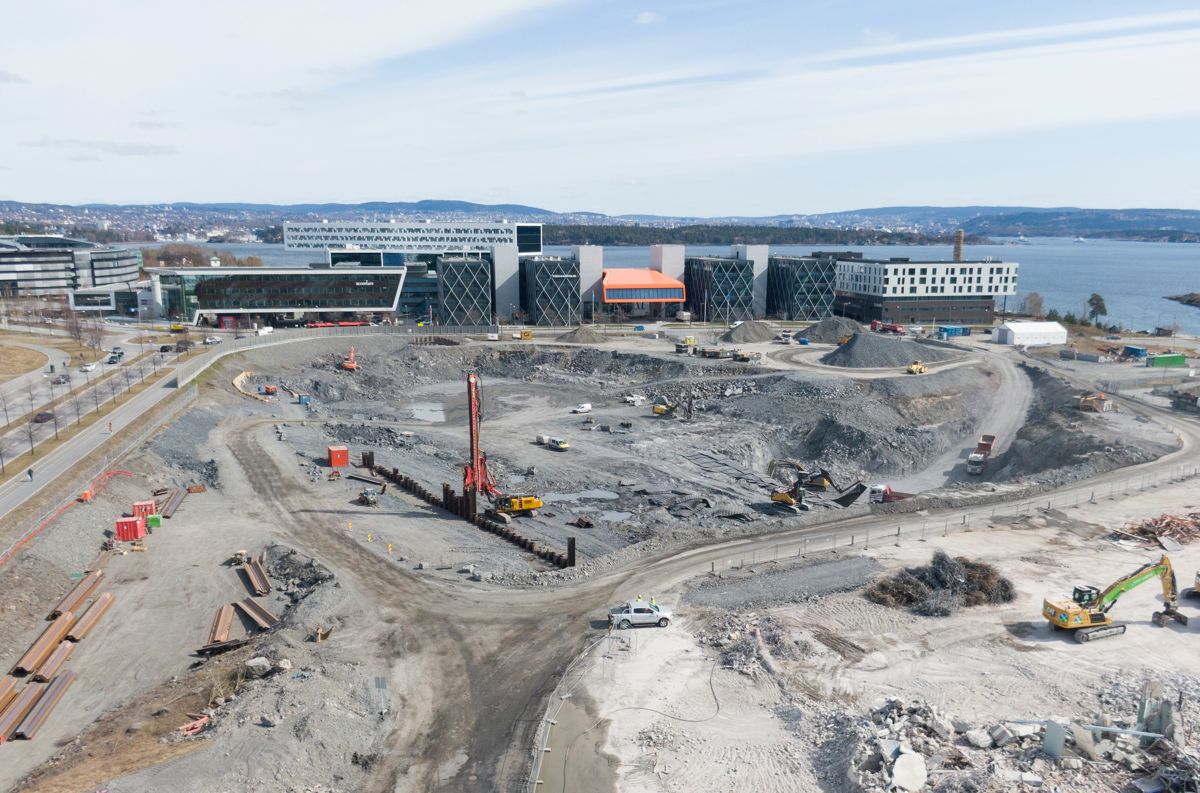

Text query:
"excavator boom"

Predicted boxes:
[[1044, 554, 1187, 642]]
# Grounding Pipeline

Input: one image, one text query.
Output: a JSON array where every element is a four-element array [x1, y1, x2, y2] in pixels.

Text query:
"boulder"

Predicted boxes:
[[245, 657, 272, 678], [891, 752, 927, 792], [990, 724, 1015, 747], [964, 729, 994, 749]]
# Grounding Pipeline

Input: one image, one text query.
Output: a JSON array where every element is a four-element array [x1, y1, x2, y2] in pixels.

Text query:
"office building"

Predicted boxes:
[[435, 258, 492, 326], [683, 256, 754, 322], [520, 257, 581, 326], [765, 252, 843, 320], [285, 221, 540, 323], [598, 268, 685, 319], [0, 236, 141, 299], [149, 267, 406, 325], [833, 257, 1018, 325]]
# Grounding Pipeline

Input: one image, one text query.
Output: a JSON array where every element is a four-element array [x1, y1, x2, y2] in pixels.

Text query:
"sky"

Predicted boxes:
[[1, 1, 1199, 215]]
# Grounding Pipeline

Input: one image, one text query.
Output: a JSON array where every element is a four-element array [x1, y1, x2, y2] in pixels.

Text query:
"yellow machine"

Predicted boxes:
[[170, 323, 187, 333], [906, 361, 928, 374], [770, 482, 807, 513], [1043, 554, 1188, 643], [767, 459, 836, 491], [838, 335, 852, 345], [682, 335, 697, 347], [495, 494, 543, 516], [653, 402, 677, 417], [519, 329, 533, 340]]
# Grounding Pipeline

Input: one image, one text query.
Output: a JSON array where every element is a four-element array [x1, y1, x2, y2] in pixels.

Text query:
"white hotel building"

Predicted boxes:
[[833, 256, 1018, 325]]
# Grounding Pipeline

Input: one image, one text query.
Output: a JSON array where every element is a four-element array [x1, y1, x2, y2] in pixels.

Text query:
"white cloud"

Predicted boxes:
[[0, 70, 26, 84], [636, 11, 663, 26], [860, 28, 897, 47]]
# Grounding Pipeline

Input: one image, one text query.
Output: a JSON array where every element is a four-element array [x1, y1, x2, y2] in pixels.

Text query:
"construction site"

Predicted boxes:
[[1, 318, 1199, 793]]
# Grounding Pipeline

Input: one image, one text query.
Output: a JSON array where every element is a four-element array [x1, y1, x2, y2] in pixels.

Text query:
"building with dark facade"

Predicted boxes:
[[520, 257, 581, 326], [149, 267, 406, 325], [832, 257, 1018, 325], [765, 251, 844, 320], [683, 256, 755, 323]]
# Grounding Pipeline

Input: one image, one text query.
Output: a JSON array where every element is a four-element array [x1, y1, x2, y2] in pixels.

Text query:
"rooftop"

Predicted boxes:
[[601, 268, 685, 289]]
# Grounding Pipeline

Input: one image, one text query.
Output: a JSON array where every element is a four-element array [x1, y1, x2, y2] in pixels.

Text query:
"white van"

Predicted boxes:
[[256, 326, 274, 336]]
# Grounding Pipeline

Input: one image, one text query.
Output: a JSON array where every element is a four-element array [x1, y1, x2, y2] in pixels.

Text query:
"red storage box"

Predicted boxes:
[[132, 500, 157, 518], [327, 445, 349, 468], [115, 516, 146, 542]]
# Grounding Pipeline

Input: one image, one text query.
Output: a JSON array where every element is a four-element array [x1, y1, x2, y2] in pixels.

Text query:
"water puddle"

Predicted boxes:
[[407, 402, 446, 422], [542, 489, 620, 503]]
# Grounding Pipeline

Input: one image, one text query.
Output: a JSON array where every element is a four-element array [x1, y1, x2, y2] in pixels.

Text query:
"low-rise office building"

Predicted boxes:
[[521, 257, 582, 326], [149, 266, 406, 325], [833, 257, 1018, 325], [0, 236, 141, 299]]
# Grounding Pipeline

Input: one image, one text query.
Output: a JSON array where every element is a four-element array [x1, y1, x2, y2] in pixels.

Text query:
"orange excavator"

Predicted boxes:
[[342, 347, 358, 372]]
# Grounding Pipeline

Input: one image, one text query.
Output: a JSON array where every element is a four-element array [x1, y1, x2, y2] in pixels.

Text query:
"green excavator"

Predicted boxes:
[[1043, 554, 1189, 643]]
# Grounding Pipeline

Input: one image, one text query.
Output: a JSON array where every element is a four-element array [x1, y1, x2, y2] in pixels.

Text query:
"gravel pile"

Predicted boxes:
[[686, 557, 881, 609], [556, 326, 607, 344], [326, 423, 419, 448], [821, 333, 956, 368], [149, 406, 221, 485], [720, 320, 775, 343], [798, 316, 863, 344]]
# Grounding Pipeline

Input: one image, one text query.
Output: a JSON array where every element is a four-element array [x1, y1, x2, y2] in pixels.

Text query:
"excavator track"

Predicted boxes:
[[1075, 624, 1126, 643]]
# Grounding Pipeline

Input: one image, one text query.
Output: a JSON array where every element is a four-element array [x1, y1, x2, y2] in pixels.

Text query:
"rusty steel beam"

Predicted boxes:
[[14, 670, 76, 741], [48, 570, 103, 620], [66, 593, 113, 643], [0, 682, 46, 743], [160, 487, 186, 518], [241, 561, 269, 596], [209, 604, 235, 645], [85, 550, 112, 573], [31, 642, 74, 683], [13, 613, 76, 676], [235, 599, 279, 632], [0, 676, 17, 715], [197, 637, 250, 656]]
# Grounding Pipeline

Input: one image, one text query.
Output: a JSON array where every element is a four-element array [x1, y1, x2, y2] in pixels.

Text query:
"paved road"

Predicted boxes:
[[0, 339, 65, 408]]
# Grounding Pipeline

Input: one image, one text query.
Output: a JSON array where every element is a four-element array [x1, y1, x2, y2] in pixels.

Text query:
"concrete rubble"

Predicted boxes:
[[851, 685, 1200, 793]]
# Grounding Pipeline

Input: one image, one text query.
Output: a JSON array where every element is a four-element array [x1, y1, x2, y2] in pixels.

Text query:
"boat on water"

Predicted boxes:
[[1074, 236, 1086, 243]]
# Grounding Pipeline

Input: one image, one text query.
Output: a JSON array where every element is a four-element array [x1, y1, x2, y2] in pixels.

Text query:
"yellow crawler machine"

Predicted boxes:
[[906, 360, 928, 375], [1043, 554, 1189, 642], [770, 482, 807, 513], [495, 494, 543, 516]]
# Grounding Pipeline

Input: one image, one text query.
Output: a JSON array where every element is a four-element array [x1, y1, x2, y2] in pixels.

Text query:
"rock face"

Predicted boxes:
[[244, 657, 272, 678]]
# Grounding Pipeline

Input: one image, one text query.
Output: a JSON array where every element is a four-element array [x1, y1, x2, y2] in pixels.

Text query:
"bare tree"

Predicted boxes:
[[83, 317, 106, 360], [1022, 292, 1045, 319], [23, 380, 38, 456], [0, 388, 10, 428], [64, 306, 85, 346]]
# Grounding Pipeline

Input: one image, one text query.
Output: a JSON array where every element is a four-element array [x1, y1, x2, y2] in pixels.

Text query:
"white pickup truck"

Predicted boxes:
[[608, 601, 672, 629]]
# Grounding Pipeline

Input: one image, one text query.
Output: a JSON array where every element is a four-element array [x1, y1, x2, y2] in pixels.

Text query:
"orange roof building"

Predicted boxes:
[[600, 269, 685, 304]]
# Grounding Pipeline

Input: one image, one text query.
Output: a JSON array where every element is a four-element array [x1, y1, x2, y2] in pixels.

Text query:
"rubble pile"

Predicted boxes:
[[556, 327, 608, 344], [852, 685, 1200, 793], [822, 334, 956, 369], [865, 551, 1015, 616], [694, 612, 802, 674], [326, 423, 419, 449], [798, 316, 864, 344], [1120, 512, 1200, 546]]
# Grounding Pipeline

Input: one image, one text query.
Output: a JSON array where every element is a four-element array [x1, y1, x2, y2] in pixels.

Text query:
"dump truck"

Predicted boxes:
[[868, 485, 914, 503], [966, 434, 996, 475]]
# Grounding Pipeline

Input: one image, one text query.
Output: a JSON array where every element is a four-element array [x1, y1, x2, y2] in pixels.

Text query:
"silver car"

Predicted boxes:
[[608, 601, 672, 629]]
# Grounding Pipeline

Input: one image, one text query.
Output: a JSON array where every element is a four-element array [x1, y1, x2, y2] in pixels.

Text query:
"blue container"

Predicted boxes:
[[634, 325, 646, 332], [1123, 345, 1148, 358], [798, 337, 810, 345], [298, 394, 311, 405]]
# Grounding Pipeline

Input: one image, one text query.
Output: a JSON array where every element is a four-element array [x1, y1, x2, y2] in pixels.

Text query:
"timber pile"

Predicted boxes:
[[865, 551, 1015, 616], [1122, 513, 1200, 545]]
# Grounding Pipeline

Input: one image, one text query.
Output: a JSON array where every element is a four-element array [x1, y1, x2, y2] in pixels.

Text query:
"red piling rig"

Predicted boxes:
[[463, 373, 502, 500]]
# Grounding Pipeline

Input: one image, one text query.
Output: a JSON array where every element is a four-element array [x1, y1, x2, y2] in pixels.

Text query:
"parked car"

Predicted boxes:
[[111, 346, 124, 356], [159, 344, 173, 353], [608, 601, 672, 629], [80, 362, 96, 372], [32, 411, 54, 424], [106, 355, 121, 365], [50, 374, 70, 385], [204, 336, 222, 345], [571, 403, 592, 414]]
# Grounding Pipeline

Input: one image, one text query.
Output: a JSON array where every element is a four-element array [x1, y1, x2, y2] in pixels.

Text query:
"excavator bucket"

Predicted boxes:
[[831, 481, 867, 507]]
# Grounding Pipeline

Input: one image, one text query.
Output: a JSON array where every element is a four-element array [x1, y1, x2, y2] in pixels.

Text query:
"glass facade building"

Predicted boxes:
[[765, 253, 840, 321], [683, 257, 755, 322], [151, 268, 405, 323], [521, 258, 581, 326]]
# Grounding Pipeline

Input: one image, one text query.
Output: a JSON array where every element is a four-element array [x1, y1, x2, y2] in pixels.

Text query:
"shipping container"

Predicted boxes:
[[114, 516, 145, 543], [132, 500, 156, 518], [298, 394, 311, 406], [937, 325, 969, 337], [1147, 353, 1188, 368], [1123, 345, 1148, 358], [328, 445, 350, 468]]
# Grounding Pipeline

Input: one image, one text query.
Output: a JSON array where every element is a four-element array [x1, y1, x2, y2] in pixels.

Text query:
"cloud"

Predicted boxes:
[[636, 11, 663, 26], [25, 138, 177, 157], [860, 28, 897, 47], [531, 68, 764, 99], [0, 70, 26, 84]]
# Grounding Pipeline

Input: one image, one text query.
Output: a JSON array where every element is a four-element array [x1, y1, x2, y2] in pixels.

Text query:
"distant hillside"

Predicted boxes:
[[963, 209, 1200, 239], [543, 224, 973, 246]]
